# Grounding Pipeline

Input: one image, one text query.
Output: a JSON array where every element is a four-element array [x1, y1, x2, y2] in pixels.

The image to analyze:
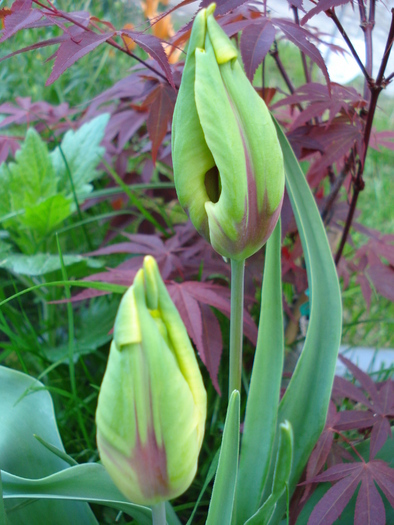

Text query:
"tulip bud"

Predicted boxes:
[[96, 256, 207, 505], [172, 4, 284, 261]]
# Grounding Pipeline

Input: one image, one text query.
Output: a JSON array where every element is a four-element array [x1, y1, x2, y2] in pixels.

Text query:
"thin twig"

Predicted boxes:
[[358, 0, 374, 100], [386, 71, 394, 83], [376, 8, 394, 86], [31, 0, 170, 84], [321, 155, 355, 223], [292, 6, 310, 83], [335, 8, 394, 264], [326, 8, 373, 85]]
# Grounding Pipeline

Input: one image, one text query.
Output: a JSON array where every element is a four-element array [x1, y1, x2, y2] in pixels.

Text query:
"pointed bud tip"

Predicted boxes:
[[206, 3, 216, 15]]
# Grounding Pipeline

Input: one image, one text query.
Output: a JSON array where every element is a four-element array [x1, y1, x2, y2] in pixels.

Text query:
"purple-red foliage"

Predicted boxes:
[[291, 357, 394, 525], [1, 0, 393, 363]]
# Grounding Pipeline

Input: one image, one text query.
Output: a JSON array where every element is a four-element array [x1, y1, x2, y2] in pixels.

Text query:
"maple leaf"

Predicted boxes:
[[271, 18, 330, 88], [272, 83, 365, 130], [120, 29, 175, 88], [199, 0, 250, 17], [370, 130, 394, 152], [0, 2, 43, 43], [0, 135, 20, 164], [301, 459, 393, 525], [332, 355, 394, 459], [301, 0, 352, 26], [46, 27, 115, 86], [143, 83, 177, 164], [240, 19, 276, 82], [306, 116, 364, 186], [301, 402, 340, 504]]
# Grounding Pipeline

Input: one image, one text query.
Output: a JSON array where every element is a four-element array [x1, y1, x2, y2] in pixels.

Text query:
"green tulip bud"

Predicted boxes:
[[172, 4, 285, 261], [96, 256, 207, 505]]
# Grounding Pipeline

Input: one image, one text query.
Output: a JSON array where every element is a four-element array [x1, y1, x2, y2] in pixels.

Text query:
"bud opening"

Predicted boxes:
[[204, 166, 221, 204]]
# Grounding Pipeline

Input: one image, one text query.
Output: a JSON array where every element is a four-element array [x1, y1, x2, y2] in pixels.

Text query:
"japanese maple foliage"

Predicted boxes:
[[292, 357, 394, 525], [1, 0, 393, 307]]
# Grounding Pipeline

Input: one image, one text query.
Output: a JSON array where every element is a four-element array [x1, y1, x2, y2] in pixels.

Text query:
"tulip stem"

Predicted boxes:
[[229, 258, 246, 397], [152, 502, 166, 525]]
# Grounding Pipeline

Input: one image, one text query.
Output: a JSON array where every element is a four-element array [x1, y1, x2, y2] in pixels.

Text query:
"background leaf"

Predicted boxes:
[[0, 253, 102, 276], [51, 113, 110, 200]]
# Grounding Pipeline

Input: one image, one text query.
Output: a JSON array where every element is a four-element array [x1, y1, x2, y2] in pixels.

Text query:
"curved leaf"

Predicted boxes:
[[262, 121, 342, 523], [0, 366, 97, 525], [1, 464, 152, 524]]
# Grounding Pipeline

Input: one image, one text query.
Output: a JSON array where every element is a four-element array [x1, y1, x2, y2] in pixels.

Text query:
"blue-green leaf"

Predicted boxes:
[[0, 366, 97, 525], [1, 464, 153, 524], [245, 421, 293, 525]]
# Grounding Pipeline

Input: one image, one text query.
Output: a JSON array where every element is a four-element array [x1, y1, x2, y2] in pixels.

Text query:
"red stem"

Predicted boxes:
[[335, 8, 394, 264]]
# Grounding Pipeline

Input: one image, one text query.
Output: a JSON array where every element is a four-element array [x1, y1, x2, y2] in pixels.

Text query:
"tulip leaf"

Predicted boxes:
[[206, 390, 240, 525], [244, 421, 293, 525], [261, 120, 342, 522], [0, 472, 7, 525], [0, 365, 98, 525], [235, 219, 284, 524], [1, 464, 154, 524]]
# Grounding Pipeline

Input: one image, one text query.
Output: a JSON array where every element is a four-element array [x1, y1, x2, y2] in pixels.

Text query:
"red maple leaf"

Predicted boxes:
[[300, 459, 393, 525]]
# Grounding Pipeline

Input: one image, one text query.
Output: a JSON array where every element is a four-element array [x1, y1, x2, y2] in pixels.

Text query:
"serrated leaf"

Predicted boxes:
[[144, 83, 176, 164], [7, 127, 57, 212], [272, 19, 330, 88], [307, 473, 363, 525], [22, 194, 72, 235], [355, 471, 386, 525], [200, 302, 222, 394], [296, 435, 394, 524], [121, 30, 175, 88], [240, 20, 276, 82], [51, 113, 110, 200], [46, 30, 115, 86], [0, 5, 43, 43], [301, 0, 350, 25]]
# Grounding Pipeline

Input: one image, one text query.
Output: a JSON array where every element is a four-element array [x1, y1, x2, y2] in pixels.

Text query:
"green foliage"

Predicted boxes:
[[0, 114, 109, 256]]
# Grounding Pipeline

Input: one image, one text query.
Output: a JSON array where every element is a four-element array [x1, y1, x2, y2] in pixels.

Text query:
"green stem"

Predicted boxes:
[[229, 258, 246, 397], [152, 501, 167, 525]]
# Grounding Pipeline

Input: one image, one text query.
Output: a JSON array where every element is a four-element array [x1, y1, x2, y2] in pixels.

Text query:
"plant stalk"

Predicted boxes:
[[229, 258, 245, 398], [152, 502, 167, 525]]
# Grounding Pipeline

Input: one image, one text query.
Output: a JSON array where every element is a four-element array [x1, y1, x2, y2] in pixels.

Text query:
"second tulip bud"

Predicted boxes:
[[172, 4, 285, 261]]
